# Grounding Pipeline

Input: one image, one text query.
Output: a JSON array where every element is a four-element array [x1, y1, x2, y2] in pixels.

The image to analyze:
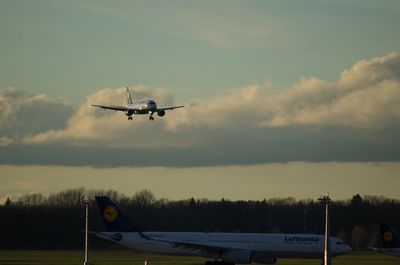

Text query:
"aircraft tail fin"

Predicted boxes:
[[95, 196, 140, 232], [380, 223, 400, 248], [126, 87, 133, 105]]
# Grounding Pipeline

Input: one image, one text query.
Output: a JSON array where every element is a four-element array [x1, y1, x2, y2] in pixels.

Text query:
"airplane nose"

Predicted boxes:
[[344, 244, 352, 253]]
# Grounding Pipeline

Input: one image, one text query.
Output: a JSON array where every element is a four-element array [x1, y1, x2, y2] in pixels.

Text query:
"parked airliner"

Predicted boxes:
[[91, 87, 184, 120], [93, 196, 351, 265], [369, 223, 400, 257]]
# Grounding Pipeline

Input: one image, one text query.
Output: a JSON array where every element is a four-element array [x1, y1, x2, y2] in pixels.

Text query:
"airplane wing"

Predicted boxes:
[[154, 238, 233, 255], [156, 105, 185, 111], [91, 104, 128, 112]]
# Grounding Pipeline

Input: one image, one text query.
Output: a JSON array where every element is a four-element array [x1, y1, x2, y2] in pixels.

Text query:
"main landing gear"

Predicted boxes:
[[149, 115, 154, 121], [128, 116, 133, 120]]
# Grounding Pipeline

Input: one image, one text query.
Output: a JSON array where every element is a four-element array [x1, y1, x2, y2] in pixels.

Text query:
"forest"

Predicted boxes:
[[1, 188, 399, 250]]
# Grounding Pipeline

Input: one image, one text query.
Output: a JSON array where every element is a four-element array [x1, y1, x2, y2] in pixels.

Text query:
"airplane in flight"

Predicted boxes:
[[91, 87, 184, 120], [369, 223, 400, 257], [93, 196, 351, 265]]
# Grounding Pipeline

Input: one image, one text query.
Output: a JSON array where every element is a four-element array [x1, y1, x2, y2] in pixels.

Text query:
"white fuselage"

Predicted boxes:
[[97, 231, 351, 261], [384, 248, 400, 257], [126, 100, 157, 115]]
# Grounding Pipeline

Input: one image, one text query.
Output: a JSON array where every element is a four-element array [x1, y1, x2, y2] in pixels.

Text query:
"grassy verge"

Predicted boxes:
[[0, 250, 397, 265]]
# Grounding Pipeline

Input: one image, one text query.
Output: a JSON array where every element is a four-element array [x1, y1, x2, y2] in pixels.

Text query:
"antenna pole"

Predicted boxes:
[[319, 194, 332, 265], [84, 199, 90, 265]]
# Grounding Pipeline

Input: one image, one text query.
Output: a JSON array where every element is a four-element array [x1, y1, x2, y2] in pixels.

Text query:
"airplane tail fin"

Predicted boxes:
[[95, 196, 141, 232], [380, 223, 400, 248], [126, 87, 133, 105]]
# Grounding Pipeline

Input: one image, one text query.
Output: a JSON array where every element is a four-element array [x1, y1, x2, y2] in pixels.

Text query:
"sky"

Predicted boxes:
[[1, 0, 400, 202]]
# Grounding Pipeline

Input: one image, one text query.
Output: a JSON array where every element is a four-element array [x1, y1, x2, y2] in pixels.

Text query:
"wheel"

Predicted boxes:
[[149, 116, 154, 120], [128, 116, 133, 120]]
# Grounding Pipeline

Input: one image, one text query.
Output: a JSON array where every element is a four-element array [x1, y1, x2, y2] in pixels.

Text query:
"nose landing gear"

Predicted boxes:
[[128, 116, 133, 120]]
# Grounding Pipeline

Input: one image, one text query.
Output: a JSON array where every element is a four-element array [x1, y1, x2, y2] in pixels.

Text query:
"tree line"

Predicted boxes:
[[1, 188, 399, 250]]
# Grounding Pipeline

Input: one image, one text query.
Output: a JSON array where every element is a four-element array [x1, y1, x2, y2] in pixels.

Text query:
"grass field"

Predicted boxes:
[[0, 250, 398, 265]]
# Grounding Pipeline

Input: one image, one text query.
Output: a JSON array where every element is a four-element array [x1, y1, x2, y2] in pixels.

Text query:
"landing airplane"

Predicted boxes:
[[91, 87, 184, 120], [369, 223, 400, 257], [93, 196, 351, 265]]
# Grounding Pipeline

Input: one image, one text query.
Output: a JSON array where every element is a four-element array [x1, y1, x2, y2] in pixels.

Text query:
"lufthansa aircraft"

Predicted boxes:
[[93, 196, 351, 265], [91, 87, 184, 120], [369, 223, 400, 257]]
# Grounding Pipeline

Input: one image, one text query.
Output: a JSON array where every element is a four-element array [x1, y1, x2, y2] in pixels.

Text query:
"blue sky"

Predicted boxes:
[[1, 0, 400, 201], [1, 0, 399, 102]]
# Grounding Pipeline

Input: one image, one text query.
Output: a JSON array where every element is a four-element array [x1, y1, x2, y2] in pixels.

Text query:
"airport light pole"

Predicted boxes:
[[83, 199, 91, 265], [319, 194, 331, 265]]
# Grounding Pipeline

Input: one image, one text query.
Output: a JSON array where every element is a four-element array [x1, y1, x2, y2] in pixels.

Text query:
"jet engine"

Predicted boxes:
[[251, 252, 277, 264], [157, 110, 165, 117], [221, 250, 252, 264]]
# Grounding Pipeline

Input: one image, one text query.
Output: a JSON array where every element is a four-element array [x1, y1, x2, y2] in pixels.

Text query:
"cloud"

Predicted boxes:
[[2, 53, 400, 166], [0, 87, 74, 146], [14, 53, 400, 145], [21, 84, 270, 149], [68, 2, 279, 50], [0, 136, 13, 147], [22, 85, 184, 148], [189, 14, 277, 50], [260, 53, 400, 128], [166, 53, 400, 131], [339, 53, 400, 90]]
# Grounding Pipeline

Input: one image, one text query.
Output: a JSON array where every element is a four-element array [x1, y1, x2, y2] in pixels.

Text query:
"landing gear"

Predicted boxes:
[[149, 115, 154, 121], [128, 116, 133, 120]]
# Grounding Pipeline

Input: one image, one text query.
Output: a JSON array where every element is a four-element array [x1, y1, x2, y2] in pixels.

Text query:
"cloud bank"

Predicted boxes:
[[0, 87, 74, 146], [262, 53, 400, 128], [1, 53, 400, 166]]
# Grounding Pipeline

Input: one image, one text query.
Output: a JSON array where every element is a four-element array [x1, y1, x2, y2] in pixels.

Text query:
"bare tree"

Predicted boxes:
[[132, 189, 155, 206], [351, 226, 368, 250]]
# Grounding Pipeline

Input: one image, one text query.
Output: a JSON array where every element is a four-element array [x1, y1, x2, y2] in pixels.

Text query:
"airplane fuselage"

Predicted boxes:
[[126, 100, 158, 115], [384, 248, 400, 257], [97, 231, 351, 263]]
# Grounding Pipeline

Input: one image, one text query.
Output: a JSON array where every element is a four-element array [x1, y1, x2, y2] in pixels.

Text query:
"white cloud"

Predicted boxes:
[[168, 53, 400, 130], [0, 87, 74, 146], [260, 53, 400, 128], [0, 136, 13, 147], [4, 53, 400, 150], [22, 85, 184, 148], [22, 84, 268, 148], [339, 53, 400, 90]]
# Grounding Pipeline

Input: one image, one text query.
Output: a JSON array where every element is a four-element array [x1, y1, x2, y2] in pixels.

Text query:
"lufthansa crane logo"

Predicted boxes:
[[103, 206, 118, 222], [384, 231, 393, 242]]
